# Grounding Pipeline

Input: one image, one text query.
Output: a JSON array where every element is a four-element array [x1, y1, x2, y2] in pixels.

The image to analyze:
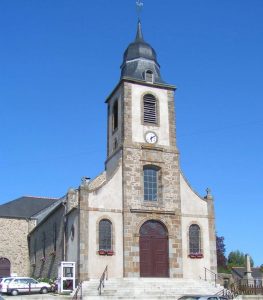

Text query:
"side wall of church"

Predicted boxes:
[[180, 174, 217, 279], [28, 205, 64, 280], [0, 217, 29, 276], [66, 208, 79, 264]]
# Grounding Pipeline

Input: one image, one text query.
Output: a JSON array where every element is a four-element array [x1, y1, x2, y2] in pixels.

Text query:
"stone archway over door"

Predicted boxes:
[[139, 220, 169, 277], [0, 257, 11, 277]]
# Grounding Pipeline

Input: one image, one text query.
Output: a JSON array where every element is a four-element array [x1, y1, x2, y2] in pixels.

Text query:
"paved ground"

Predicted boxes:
[[0, 293, 72, 299]]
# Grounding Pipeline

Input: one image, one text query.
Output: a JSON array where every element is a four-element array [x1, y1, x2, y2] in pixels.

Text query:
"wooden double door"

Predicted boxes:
[[139, 220, 169, 277]]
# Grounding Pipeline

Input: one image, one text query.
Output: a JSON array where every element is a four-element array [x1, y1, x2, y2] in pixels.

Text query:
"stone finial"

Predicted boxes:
[[205, 187, 213, 200], [68, 188, 75, 195], [81, 176, 91, 186]]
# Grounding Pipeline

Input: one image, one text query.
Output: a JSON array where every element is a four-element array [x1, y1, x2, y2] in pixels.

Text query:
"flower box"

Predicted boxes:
[[49, 251, 56, 256], [98, 250, 107, 255], [188, 253, 203, 259], [107, 250, 114, 256]]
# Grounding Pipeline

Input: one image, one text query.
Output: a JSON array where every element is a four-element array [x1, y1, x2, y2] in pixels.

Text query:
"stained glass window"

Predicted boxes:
[[99, 219, 112, 250], [189, 224, 201, 253]]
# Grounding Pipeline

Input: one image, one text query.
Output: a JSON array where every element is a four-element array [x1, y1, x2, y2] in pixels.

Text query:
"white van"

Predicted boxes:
[[4, 277, 51, 296]]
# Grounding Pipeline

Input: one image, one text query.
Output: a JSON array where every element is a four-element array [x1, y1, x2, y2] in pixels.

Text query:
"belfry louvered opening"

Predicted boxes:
[[143, 94, 157, 124]]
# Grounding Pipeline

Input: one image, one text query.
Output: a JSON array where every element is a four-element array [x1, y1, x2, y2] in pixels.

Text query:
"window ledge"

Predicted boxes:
[[188, 253, 203, 259]]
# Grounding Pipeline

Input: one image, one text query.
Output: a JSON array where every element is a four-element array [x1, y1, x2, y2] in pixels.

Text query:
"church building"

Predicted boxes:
[[1, 20, 217, 282]]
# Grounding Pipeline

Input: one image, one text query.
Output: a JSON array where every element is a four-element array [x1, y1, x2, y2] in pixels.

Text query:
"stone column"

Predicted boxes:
[[205, 188, 217, 274], [243, 254, 254, 284]]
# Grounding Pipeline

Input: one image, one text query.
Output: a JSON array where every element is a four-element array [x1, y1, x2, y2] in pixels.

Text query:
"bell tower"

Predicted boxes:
[[105, 21, 183, 278]]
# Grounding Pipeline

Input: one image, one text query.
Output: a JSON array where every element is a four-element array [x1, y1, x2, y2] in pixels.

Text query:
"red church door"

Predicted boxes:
[[0, 257, 11, 277], [139, 220, 169, 277]]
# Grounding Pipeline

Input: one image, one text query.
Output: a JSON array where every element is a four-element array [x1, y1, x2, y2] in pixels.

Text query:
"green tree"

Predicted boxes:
[[228, 250, 254, 267]]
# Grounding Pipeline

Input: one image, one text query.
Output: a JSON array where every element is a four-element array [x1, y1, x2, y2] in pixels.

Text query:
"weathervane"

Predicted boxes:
[[136, 0, 143, 20]]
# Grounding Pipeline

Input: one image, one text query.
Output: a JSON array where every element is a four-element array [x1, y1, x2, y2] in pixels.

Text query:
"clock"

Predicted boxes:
[[145, 131, 158, 144]]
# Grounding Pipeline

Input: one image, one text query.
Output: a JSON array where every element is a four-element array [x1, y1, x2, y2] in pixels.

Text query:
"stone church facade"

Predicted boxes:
[[1, 21, 217, 282]]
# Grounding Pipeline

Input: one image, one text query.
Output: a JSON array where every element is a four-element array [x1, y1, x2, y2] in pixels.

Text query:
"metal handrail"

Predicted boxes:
[[72, 281, 82, 300], [216, 288, 235, 299], [204, 267, 218, 287], [98, 265, 108, 295]]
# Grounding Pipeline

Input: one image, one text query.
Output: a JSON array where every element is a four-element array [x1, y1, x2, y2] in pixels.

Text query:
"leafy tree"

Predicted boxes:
[[228, 250, 254, 267], [216, 235, 227, 269]]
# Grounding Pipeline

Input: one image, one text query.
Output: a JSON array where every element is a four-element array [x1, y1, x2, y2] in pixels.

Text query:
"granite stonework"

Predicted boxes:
[[119, 79, 183, 277], [0, 218, 30, 276]]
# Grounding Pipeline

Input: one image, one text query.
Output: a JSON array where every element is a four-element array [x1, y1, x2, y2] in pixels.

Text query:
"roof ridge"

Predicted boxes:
[[23, 195, 60, 200]]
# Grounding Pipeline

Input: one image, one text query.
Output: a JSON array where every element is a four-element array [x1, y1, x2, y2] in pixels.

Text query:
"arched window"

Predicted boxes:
[[53, 223, 57, 251], [145, 70, 154, 82], [143, 165, 160, 201], [112, 100, 118, 131], [143, 94, 157, 124], [189, 224, 201, 254], [34, 239, 37, 264], [99, 219, 112, 250], [42, 232, 46, 258], [0, 257, 11, 277]]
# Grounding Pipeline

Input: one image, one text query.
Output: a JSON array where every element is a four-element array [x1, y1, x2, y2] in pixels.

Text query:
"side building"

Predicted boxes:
[[0, 196, 60, 278]]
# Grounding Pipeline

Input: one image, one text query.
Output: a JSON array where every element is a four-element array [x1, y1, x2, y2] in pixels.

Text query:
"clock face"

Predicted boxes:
[[145, 132, 158, 144]]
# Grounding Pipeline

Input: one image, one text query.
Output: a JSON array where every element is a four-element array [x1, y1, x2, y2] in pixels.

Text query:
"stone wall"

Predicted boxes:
[[28, 204, 64, 280], [0, 217, 30, 276]]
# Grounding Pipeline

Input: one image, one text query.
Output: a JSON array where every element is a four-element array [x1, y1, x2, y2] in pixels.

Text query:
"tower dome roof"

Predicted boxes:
[[120, 21, 164, 84], [123, 21, 158, 63]]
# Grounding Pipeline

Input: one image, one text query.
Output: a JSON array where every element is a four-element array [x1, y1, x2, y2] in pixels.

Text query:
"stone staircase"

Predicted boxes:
[[80, 277, 223, 299]]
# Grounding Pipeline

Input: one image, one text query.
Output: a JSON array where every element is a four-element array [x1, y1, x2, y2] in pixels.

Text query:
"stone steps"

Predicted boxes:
[[79, 278, 223, 299]]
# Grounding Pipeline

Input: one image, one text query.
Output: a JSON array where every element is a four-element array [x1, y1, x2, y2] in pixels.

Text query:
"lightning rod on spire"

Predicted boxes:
[[136, 0, 143, 21]]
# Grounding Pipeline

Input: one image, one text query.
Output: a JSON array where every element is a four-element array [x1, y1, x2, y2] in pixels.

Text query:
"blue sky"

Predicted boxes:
[[0, 1, 262, 266]]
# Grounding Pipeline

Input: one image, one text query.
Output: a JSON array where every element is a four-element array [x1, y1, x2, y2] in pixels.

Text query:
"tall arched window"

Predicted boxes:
[[42, 232, 46, 258], [143, 165, 160, 201], [34, 239, 37, 264], [112, 100, 118, 131], [189, 224, 201, 254], [99, 219, 112, 250], [143, 94, 157, 124], [53, 223, 57, 251]]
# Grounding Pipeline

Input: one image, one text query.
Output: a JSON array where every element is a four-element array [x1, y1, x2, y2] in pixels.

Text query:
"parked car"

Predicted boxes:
[[0, 277, 14, 294], [4, 277, 51, 296]]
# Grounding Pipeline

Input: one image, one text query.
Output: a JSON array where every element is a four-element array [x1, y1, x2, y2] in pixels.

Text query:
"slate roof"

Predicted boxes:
[[232, 267, 263, 279], [120, 21, 165, 84], [0, 196, 60, 219]]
